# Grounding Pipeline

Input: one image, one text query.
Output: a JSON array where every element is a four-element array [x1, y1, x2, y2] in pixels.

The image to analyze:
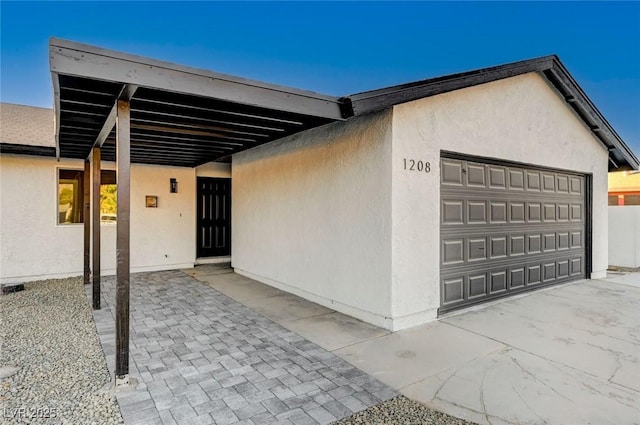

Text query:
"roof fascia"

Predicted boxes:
[[544, 59, 639, 170], [49, 38, 346, 121], [346, 56, 638, 170]]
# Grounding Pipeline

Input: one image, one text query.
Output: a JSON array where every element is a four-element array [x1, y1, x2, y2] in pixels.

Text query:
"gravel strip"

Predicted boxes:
[[607, 266, 640, 273], [331, 396, 477, 425], [0, 277, 123, 424]]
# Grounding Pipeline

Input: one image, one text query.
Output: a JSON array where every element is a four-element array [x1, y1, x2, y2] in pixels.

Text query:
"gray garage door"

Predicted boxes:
[[440, 156, 586, 313]]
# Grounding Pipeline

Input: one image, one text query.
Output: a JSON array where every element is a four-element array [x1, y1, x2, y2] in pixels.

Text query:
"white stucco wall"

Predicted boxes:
[[0, 155, 197, 283], [390, 72, 609, 329], [608, 206, 640, 268], [231, 111, 394, 328]]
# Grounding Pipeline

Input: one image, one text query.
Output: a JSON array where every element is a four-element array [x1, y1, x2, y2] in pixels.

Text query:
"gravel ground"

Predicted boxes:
[[607, 266, 640, 273], [0, 277, 123, 424], [332, 396, 477, 425]]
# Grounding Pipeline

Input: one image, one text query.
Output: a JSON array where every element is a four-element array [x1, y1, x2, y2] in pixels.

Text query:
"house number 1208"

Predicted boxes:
[[403, 158, 431, 173]]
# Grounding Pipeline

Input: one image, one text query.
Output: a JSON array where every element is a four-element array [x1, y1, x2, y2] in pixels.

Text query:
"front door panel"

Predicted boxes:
[[197, 177, 231, 258]]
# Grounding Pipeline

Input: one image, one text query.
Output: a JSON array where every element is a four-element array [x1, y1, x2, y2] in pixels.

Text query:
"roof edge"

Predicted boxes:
[[345, 55, 638, 170], [49, 37, 341, 104]]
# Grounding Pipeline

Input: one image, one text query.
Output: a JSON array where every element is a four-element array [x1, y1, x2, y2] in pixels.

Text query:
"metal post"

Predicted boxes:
[[92, 147, 101, 309], [115, 99, 131, 383], [83, 159, 91, 285]]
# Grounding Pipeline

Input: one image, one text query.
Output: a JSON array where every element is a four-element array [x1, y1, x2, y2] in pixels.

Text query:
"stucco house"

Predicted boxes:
[[609, 170, 640, 206], [1, 38, 638, 335]]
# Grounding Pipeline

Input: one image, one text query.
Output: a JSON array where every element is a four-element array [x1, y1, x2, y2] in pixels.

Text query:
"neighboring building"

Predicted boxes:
[[1, 39, 638, 331], [608, 171, 640, 206]]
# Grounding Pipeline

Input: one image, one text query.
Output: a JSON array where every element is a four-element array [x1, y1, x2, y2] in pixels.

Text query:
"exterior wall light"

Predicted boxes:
[[170, 178, 178, 193]]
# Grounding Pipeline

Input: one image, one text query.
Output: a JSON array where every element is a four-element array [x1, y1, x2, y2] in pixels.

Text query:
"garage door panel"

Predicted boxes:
[[542, 173, 556, 192], [543, 262, 556, 282], [528, 234, 542, 254], [442, 239, 465, 265], [440, 157, 586, 313], [442, 277, 464, 305], [558, 204, 570, 221], [557, 175, 570, 193], [571, 204, 582, 221], [558, 260, 570, 278], [441, 250, 585, 273], [510, 235, 526, 256], [490, 270, 507, 294], [467, 164, 486, 187], [468, 201, 487, 223], [543, 204, 556, 221], [543, 233, 556, 252], [489, 166, 507, 189], [558, 232, 570, 250], [468, 238, 487, 261], [527, 171, 541, 191], [527, 264, 542, 285], [490, 202, 507, 223], [510, 202, 526, 223], [508, 169, 525, 190], [571, 258, 582, 275], [468, 274, 487, 299], [509, 267, 525, 289], [442, 160, 465, 185], [570, 176, 583, 194], [442, 200, 464, 224], [441, 232, 584, 266], [490, 237, 508, 259], [571, 231, 583, 248], [528, 203, 542, 222]]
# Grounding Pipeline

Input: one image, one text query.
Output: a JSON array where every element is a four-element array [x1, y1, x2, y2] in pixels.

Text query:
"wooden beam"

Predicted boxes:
[[115, 99, 131, 381], [49, 38, 344, 120], [90, 84, 138, 157], [91, 147, 101, 309], [52, 73, 61, 159], [83, 159, 91, 286], [130, 123, 256, 142]]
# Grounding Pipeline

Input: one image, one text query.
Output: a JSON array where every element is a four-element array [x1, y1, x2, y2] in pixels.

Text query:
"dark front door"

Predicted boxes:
[[197, 177, 231, 258]]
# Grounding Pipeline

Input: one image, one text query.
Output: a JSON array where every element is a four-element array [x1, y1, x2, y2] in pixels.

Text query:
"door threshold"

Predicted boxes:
[[195, 256, 231, 265]]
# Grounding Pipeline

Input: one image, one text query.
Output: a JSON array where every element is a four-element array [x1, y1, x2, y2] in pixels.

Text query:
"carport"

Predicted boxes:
[[48, 37, 347, 383]]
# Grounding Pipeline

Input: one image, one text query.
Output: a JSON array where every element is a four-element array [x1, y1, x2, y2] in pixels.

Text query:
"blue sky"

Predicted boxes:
[[2, 1, 639, 154]]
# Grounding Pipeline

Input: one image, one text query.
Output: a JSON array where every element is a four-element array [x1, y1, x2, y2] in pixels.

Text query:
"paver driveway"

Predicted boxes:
[[90, 270, 396, 425]]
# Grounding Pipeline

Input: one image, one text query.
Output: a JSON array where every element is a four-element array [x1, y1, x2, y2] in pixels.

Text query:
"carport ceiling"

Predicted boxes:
[[50, 38, 347, 167]]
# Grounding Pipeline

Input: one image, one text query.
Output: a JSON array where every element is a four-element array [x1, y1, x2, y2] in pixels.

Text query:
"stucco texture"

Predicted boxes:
[[231, 111, 394, 328], [391, 72, 609, 329], [0, 155, 197, 283]]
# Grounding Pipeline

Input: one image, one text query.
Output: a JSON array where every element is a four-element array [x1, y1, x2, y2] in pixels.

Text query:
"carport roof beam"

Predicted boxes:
[[49, 37, 346, 166]]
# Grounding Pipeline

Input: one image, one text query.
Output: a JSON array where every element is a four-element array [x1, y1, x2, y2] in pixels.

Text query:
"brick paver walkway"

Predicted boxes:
[[89, 270, 396, 425]]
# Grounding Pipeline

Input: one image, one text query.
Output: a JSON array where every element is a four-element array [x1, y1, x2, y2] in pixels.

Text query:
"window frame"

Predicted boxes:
[[56, 167, 85, 226]]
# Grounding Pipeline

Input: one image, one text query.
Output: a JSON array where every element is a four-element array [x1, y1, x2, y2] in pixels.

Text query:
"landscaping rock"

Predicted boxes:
[[332, 396, 477, 425], [0, 277, 123, 424]]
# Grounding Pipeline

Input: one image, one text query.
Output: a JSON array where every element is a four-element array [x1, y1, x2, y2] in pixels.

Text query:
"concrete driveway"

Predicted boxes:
[[197, 268, 640, 425]]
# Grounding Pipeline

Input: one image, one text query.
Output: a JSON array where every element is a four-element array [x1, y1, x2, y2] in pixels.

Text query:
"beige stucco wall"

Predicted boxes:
[[0, 155, 197, 283], [390, 72, 609, 329], [608, 171, 640, 192], [196, 162, 231, 178], [231, 111, 394, 328]]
